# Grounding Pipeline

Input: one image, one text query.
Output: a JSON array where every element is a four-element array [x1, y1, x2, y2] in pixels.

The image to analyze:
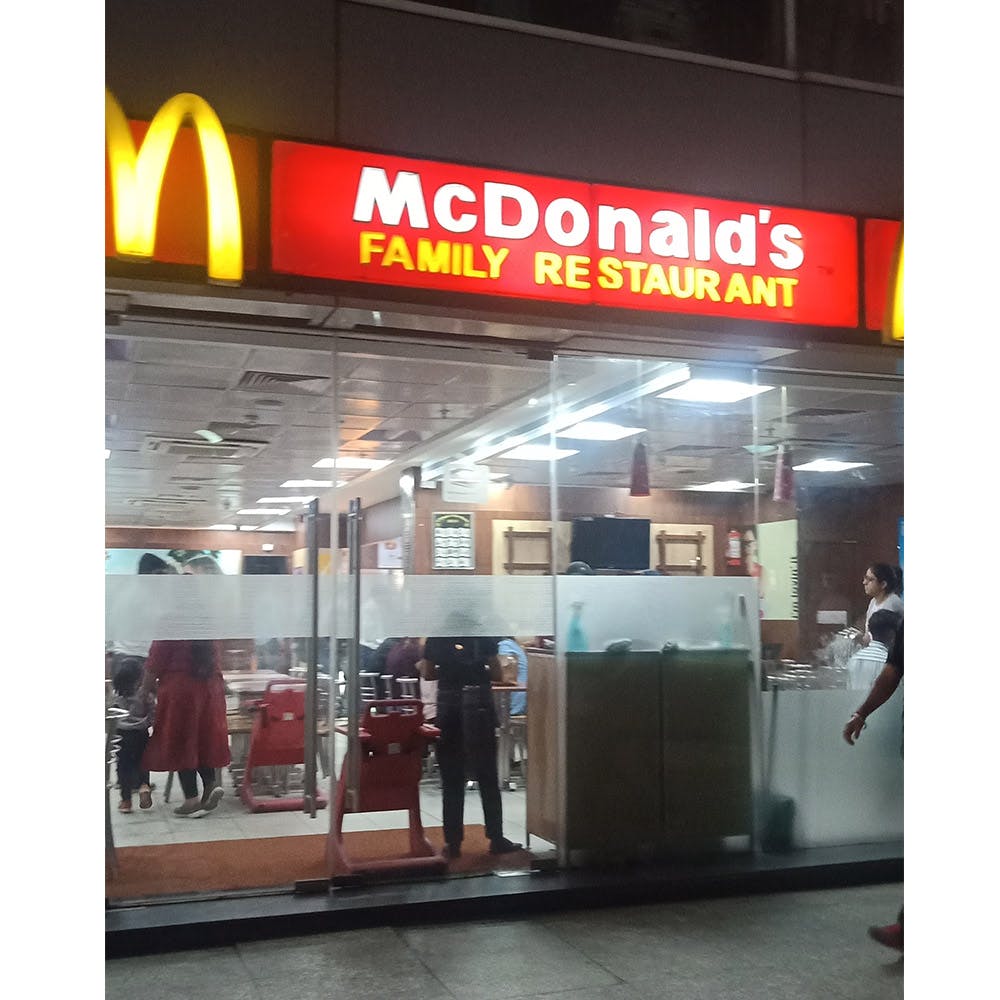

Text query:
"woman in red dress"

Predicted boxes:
[[140, 638, 231, 816]]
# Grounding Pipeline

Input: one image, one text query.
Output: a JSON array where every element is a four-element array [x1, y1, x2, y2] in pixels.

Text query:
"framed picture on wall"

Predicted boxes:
[[432, 512, 475, 570]]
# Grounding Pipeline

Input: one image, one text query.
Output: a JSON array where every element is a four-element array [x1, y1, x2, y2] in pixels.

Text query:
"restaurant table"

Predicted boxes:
[[492, 683, 527, 790]]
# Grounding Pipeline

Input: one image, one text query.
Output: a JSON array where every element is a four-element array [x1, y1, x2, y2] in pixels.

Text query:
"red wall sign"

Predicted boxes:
[[271, 143, 859, 328]]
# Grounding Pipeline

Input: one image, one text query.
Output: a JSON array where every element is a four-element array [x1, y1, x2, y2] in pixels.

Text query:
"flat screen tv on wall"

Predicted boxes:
[[242, 554, 289, 575], [570, 517, 651, 572]]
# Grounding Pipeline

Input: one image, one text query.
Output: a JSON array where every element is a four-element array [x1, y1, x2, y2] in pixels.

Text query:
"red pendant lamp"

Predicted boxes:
[[629, 439, 650, 497]]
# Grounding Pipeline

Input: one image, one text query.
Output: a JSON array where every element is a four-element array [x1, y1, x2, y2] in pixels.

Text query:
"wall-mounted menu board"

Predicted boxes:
[[432, 512, 475, 570]]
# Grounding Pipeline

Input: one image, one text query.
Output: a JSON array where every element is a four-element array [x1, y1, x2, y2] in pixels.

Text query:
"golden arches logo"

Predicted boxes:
[[883, 226, 903, 343], [105, 90, 243, 283]]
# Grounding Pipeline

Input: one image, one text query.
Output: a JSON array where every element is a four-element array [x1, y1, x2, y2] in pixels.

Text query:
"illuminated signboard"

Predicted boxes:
[[271, 144, 859, 327], [104, 91, 259, 282], [863, 218, 903, 342]]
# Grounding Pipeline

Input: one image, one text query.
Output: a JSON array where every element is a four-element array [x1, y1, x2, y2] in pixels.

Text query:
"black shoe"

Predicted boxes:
[[489, 837, 523, 855], [442, 843, 462, 860]]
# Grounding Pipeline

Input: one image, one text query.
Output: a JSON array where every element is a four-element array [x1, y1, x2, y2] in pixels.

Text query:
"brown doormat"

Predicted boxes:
[[106, 826, 531, 901]]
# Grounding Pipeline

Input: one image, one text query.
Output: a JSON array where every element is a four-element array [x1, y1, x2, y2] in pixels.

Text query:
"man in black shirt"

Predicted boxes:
[[420, 635, 522, 859]]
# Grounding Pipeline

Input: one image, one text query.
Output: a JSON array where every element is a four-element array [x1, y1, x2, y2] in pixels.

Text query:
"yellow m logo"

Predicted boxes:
[[105, 90, 243, 283], [883, 227, 903, 343]]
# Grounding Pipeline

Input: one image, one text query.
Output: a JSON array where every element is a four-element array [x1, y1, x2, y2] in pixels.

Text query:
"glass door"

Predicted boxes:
[[327, 337, 557, 876], [105, 331, 336, 902]]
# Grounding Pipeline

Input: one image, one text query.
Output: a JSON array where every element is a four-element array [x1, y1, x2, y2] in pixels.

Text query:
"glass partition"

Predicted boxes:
[[750, 367, 904, 850]]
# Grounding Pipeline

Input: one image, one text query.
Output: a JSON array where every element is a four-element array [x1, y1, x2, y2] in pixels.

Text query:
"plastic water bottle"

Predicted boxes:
[[567, 601, 588, 652]]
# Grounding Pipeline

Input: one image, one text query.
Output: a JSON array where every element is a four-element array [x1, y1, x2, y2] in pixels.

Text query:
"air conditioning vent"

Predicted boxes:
[[204, 421, 279, 440], [125, 496, 206, 509], [236, 371, 330, 394], [142, 436, 267, 461]]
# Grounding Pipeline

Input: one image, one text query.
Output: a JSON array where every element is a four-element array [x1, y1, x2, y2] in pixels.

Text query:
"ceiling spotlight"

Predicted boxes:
[[194, 428, 224, 443]]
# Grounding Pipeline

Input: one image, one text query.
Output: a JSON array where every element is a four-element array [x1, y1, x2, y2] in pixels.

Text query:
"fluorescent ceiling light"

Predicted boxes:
[[257, 496, 314, 504], [685, 480, 757, 492], [557, 420, 645, 441], [742, 444, 778, 455], [792, 459, 873, 472], [659, 379, 773, 403], [313, 457, 390, 470], [207, 523, 237, 531], [260, 520, 296, 532], [105, 449, 111, 460], [237, 507, 290, 515], [499, 443, 579, 461], [238, 525, 258, 532], [194, 428, 224, 444], [280, 479, 333, 488]]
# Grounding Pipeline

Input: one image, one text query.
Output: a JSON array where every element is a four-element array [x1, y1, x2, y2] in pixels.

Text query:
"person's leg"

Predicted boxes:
[[199, 766, 224, 811], [174, 769, 204, 816], [464, 692, 520, 853], [116, 730, 142, 810], [436, 691, 465, 853], [177, 769, 200, 799]]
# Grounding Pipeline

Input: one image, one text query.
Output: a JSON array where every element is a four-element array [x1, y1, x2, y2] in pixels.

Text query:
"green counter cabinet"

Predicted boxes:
[[564, 648, 754, 857]]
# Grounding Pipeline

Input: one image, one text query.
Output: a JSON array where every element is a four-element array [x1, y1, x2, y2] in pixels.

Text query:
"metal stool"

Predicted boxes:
[[397, 676, 419, 699], [379, 673, 395, 700], [359, 671, 379, 701]]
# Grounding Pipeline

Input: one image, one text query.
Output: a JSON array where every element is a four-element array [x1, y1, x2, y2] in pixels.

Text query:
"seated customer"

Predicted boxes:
[[385, 636, 424, 696], [497, 637, 528, 716]]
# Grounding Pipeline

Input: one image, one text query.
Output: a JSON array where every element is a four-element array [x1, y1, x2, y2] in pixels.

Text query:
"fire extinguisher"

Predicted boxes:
[[726, 529, 742, 566]]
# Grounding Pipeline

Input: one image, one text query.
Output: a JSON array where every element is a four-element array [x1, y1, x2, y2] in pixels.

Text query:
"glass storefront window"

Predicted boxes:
[[106, 330, 901, 907]]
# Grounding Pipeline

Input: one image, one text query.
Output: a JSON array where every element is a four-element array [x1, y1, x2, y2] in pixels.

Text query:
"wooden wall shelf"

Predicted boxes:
[[503, 527, 552, 574], [656, 530, 706, 575]]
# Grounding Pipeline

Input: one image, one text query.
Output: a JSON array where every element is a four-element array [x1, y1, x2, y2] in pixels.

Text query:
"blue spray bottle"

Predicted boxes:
[[567, 601, 588, 652]]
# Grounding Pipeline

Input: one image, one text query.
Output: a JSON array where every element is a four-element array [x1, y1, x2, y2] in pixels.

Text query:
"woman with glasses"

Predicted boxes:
[[860, 562, 903, 645]]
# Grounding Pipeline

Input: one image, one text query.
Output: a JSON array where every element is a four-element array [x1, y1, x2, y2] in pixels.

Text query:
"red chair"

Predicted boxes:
[[240, 679, 328, 813], [328, 699, 447, 876]]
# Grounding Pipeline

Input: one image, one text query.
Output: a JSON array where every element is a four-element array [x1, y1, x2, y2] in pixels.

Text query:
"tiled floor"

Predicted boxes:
[[105, 883, 905, 999], [110, 769, 530, 849]]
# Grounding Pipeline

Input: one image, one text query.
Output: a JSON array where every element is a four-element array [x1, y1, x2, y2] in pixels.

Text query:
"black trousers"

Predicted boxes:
[[436, 686, 503, 846], [116, 728, 150, 801], [178, 766, 217, 799]]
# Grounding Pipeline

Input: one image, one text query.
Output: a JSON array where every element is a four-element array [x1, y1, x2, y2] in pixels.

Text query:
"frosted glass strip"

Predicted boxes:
[[106, 573, 555, 642], [106, 574, 324, 641], [555, 576, 761, 661], [355, 574, 554, 640]]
